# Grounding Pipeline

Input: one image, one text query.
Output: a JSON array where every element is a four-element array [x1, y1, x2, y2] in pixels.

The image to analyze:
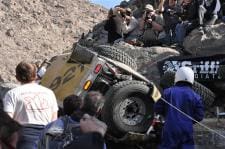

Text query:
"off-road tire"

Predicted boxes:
[[69, 43, 95, 64], [218, 65, 225, 79], [93, 45, 137, 70], [102, 80, 154, 136], [160, 71, 215, 109]]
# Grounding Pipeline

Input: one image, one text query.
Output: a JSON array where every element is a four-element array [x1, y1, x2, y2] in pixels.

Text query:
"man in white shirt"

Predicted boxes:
[[3, 61, 58, 149]]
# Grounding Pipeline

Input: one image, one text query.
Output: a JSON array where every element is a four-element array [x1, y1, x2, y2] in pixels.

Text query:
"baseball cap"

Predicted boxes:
[[145, 4, 154, 11]]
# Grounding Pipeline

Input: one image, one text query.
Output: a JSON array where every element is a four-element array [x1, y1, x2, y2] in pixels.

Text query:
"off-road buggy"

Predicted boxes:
[[40, 43, 162, 143]]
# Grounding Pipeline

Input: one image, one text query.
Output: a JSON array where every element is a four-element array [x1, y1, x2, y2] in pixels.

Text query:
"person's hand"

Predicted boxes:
[[80, 114, 107, 137], [146, 18, 153, 24]]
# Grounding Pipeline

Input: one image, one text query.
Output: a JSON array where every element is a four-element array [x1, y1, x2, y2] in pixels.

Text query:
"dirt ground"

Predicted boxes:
[[194, 118, 225, 149], [105, 118, 225, 149]]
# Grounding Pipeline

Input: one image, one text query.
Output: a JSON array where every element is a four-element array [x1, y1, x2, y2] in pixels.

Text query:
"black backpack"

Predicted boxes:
[[39, 116, 80, 149], [40, 116, 104, 149]]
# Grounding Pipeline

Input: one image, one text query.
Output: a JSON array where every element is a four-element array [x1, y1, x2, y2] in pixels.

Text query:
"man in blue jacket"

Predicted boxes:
[[154, 66, 204, 149]]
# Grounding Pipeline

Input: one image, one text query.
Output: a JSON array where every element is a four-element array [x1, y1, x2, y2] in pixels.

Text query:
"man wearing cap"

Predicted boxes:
[[140, 4, 165, 47]]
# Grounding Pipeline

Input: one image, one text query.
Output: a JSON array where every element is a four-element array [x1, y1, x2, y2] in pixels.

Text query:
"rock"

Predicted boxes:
[[183, 23, 225, 56], [6, 29, 14, 37], [0, 0, 107, 82], [2, 0, 11, 8]]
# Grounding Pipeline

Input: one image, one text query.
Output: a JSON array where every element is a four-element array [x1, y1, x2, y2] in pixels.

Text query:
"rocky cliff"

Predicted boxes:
[[0, 0, 107, 82]]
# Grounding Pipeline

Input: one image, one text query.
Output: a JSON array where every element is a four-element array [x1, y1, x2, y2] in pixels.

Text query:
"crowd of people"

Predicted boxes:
[[0, 61, 108, 149], [1, 1, 216, 148], [104, 0, 225, 48], [0, 60, 205, 149]]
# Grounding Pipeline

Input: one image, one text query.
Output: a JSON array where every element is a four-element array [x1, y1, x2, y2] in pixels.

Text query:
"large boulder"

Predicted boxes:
[[183, 23, 225, 56]]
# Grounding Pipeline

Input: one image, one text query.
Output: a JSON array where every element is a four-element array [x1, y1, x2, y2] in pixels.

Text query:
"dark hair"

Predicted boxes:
[[63, 95, 83, 116], [0, 110, 21, 148], [120, 1, 129, 8], [16, 61, 37, 83], [81, 91, 105, 116]]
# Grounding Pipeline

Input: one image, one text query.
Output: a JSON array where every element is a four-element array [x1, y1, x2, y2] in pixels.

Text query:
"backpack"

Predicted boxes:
[[39, 116, 81, 149]]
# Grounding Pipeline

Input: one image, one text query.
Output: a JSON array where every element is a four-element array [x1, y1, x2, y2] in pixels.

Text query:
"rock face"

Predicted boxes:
[[0, 0, 107, 82], [184, 23, 225, 56]]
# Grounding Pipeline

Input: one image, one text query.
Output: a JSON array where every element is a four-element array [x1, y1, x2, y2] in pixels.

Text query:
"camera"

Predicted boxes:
[[145, 14, 156, 22], [120, 12, 126, 18]]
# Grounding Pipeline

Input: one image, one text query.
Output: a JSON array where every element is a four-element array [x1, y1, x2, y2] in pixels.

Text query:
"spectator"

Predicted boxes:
[[3, 61, 58, 149], [63, 94, 83, 116], [120, 8, 141, 45], [199, 0, 221, 27], [139, 4, 165, 47], [104, 8, 121, 44], [154, 66, 204, 148], [160, 0, 181, 45], [110, 1, 130, 42], [131, 0, 164, 18], [0, 110, 21, 149], [175, 0, 199, 46], [38, 95, 83, 148], [77, 91, 105, 117], [130, 0, 146, 19], [39, 91, 107, 149], [221, 1, 225, 22]]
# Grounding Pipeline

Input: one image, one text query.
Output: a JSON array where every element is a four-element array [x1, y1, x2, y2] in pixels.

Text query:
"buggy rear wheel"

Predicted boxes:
[[102, 81, 154, 136]]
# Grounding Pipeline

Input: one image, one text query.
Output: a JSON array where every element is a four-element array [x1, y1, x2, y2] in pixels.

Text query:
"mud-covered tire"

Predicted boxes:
[[160, 71, 215, 109], [102, 80, 154, 136], [93, 45, 137, 70], [218, 65, 225, 79], [69, 43, 95, 64], [193, 81, 215, 108]]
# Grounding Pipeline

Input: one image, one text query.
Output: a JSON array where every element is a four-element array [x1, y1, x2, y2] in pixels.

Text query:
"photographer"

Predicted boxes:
[[111, 6, 129, 39], [104, 8, 122, 44], [140, 4, 165, 47], [120, 8, 140, 45], [161, 0, 181, 45], [175, 0, 199, 47]]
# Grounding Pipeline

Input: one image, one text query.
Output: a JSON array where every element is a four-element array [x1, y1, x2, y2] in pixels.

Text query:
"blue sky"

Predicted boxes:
[[90, 0, 123, 9]]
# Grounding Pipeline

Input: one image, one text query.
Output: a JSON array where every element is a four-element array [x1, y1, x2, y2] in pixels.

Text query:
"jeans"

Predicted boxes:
[[175, 22, 191, 46], [17, 124, 44, 149], [222, 16, 225, 22]]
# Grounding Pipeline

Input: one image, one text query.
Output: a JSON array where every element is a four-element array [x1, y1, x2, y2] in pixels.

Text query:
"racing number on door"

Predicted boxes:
[[49, 66, 76, 90]]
